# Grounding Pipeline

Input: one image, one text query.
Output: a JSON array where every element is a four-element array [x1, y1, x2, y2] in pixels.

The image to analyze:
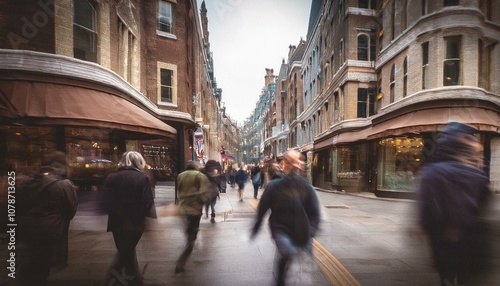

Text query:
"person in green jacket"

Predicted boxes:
[[174, 161, 214, 273]]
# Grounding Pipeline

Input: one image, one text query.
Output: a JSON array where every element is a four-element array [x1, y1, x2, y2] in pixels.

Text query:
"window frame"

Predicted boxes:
[[422, 42, 429, 89], [443, 35, 461, 86], [73, 0, 97, 62], [157, 0, 176, 39], [157, 62, 177, 106]]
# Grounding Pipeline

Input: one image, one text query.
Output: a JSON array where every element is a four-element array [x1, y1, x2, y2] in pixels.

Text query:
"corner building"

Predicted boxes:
[[0, 0, 215, 195], [296, 0, 500, 197]]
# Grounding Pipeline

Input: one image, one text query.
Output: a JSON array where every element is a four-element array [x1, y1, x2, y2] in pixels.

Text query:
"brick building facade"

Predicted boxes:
[[0, 0, 223, 191]]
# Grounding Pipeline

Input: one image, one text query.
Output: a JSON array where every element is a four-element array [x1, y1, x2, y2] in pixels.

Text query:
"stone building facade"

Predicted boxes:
[[260, 0, 500, 196]]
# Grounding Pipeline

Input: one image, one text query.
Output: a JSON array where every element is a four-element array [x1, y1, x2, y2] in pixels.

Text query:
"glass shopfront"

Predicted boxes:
[[377, 137, 423, 190], [336, 144, 368, 192], [0, 125, 176, 191]]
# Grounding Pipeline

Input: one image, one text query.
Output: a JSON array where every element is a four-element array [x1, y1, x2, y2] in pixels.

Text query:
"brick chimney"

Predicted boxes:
[[288, 45, 297, 60], [264, 68, 275, 89]]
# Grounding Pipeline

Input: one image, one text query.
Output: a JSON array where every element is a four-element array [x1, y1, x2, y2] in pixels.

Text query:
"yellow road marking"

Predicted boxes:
[[247, 198, 360, 286]]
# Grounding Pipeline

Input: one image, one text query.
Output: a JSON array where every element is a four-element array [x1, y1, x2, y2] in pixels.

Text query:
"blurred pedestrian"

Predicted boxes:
[[251, 163, 262, 199], [18, 151, 78, 286], [250, 150, 321, 286], [104, 151, 157, 286], [202, 160, 222, 223], [417, 122, 491, 286], [175, 161, 214, 273], [235, 162, 248, 201]]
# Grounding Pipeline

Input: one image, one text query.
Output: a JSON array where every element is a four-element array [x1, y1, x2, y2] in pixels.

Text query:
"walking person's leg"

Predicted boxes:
[[108, 231, 144, 285], [176, 215, 202, 273], [210, 198, 216, 222], [273, 233, 298, 286]]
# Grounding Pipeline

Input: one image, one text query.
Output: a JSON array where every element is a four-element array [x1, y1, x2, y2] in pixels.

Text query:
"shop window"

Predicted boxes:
[[65, 127, 116, 185], [142, 143, 175, 180], [422, 41, 429, 89], [443, 35, 461, 86], [0, 126, 57, 176], [158, 0, 174, 36], [337, 145, 366, 192], [73, 0, 97, 62], [157, 62, 177, 105], [378, 137, 423, 190]]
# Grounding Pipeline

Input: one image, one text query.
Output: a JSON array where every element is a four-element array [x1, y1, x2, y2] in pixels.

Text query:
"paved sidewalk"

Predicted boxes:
[[0, 182, 330, 286]]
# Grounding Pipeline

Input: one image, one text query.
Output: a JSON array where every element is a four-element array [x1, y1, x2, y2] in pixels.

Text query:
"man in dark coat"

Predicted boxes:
[[417, 122, 491, 286], [251, 150, 321, 286], [104, 151, 156, 286], [18, 151, 78, 286]]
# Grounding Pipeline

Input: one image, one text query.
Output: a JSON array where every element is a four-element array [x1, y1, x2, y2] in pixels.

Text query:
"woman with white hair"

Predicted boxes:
[[104, 151, 157, 285]]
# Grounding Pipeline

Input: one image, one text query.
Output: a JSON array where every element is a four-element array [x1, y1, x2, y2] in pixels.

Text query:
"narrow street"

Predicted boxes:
[[2, 181, 499, 285]]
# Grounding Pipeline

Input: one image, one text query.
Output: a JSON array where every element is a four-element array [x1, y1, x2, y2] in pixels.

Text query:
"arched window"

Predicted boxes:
[[358, 34, 369, 61], [73, 0, 97, 62]]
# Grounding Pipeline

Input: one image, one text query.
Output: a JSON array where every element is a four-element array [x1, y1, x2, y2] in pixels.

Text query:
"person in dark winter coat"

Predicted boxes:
[[251, 150, 321, 286], [417, 122, 491, 286], [202, 160, 222, 223], [235, 162, 248, 201], [104, 151, 157, 286], [251, 164, 262, 199], [18, 151, 78, 286]]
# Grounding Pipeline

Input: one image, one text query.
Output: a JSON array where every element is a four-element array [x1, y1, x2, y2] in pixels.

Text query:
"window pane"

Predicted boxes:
[[443, 36, 461, 86], [161, 69, 172, 86], [359, 0, 369, 8], [358, 35, 368, 61], [444, 0, 459, 6], [160, 69, 173, 103], [158, 1, 173, 33], [357, 88, 367, 118], [369, 88, 376, 116], [443, 60, 460, 86], [73, 25, 96, 62], [74, 0, 95, 30], [445, 36, 460, 59]]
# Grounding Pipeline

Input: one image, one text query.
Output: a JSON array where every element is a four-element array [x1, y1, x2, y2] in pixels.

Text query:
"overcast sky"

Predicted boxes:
[[199, 0, 312, 124]]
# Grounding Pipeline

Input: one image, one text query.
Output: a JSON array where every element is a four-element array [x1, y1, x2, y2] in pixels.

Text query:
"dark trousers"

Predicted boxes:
[[205, 198, 217, 218], [273, 232, 312, 286], [19, 238, 56, 286], [176, 214, 202, 268], [105, 231, 143, 286], [253, 183, 260, 198]]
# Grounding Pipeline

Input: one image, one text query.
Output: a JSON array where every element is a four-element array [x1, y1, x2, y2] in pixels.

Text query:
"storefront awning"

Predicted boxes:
[[368, 107, 499, 139], [314, 107, 499, 150], [0, 80, 177, 136]]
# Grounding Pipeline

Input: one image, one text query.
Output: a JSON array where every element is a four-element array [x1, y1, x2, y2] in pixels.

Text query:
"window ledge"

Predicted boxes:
[[156, 30, 177, 40], [158, 102, 178, 108]]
